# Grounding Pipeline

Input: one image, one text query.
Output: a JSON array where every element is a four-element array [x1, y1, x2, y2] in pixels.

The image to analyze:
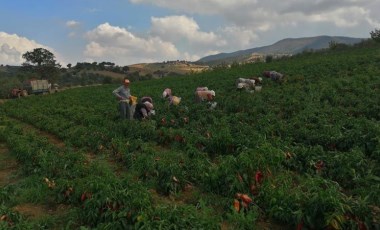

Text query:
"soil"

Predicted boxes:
[[26, 125, 66, 149], [12, 203, 70, 220], [0, 143, 18, 186]]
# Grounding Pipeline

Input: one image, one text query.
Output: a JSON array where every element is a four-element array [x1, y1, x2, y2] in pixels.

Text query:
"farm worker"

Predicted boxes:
[[236, 78, 256, 91], [113, 78, 132, 120], [162, 88, 172, 99], [194, 88, 217, 109], [263, 71, 285, 82], [162, 88, 181, 105], [236, 82, 251, 91], [250, 77, 263, 85], [133, 101, 155, 120], [12, 88, 21, 97], [195, 88, 215, 103], [140, 96, 153, 104], [196, 87, 208, 91]]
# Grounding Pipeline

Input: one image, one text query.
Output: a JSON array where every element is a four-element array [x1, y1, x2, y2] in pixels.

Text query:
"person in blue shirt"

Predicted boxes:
[[113, 78, 132, 120]]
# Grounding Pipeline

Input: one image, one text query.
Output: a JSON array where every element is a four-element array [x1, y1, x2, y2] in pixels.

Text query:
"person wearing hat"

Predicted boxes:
[[133, 101, 155, 120], [263, 71, 285, 82], [140, 96, 153, 104], [162, 88, 181, 106], [195, 89, 215, 103], [162, 88, 172, 99], [113, 77, 132, 120], [250, 77, 263, 85]]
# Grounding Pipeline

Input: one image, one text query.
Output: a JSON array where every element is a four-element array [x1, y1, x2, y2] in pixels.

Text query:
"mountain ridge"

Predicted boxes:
[[197, 35, 366, 65]]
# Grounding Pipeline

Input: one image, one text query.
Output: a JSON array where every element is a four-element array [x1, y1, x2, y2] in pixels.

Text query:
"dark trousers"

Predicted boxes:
[[119, 102, 131, 120]]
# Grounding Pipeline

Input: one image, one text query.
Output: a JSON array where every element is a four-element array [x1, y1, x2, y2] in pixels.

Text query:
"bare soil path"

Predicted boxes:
[[0, 142, 18, 186]]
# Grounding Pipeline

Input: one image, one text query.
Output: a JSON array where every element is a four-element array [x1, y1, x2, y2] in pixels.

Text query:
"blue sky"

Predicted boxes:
[[1, 0, 379, 66]]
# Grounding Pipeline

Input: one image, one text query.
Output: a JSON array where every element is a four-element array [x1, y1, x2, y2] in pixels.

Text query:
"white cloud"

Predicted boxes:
[[307, 7, 369, 27], [65, 20, 82, 39], [66, 20, 80, 28], [150, 15, 221, 46], [0, 32, 58, 66], [83, 23, 180, 65], [218, 26, 258, 48], [130, 0, 254, 15], [148, 15, 261, 60], [131, 0, 379, 38]]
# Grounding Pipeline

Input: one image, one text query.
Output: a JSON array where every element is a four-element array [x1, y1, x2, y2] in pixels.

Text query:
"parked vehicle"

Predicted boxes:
[[23, 79, 51, 95], [9, 88, 27, 99], [8, 79, 58, 99]]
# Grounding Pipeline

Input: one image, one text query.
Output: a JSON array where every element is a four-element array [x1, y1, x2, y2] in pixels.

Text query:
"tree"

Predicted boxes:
[[22, 48, 59, 67], [329, 40, 338, 49], [22, 48, 61, 81], [265, 55, 273, 63], [370, 28, 380, 42], [122, 66, 130, 73]]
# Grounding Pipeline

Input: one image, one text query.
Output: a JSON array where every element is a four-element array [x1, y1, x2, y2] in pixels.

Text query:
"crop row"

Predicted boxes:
[[1, 43, 379, 228]]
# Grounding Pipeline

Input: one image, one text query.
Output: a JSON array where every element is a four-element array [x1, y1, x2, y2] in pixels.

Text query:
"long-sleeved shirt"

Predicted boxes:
[[162, 88, 172, 98], [195, 90, 213, 102], [113, 85, 131, 100], [269, 71, 284, 81]]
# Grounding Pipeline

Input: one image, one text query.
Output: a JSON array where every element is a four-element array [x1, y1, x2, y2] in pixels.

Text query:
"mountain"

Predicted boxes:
[[197, 35, 365, 65]]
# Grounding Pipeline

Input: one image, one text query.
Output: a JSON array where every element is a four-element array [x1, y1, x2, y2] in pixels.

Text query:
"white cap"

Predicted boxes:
[[258, 77, 263, 82], [162, 91, 167, 98], [144, 101, 154, 110], [237, 83, 245, 89], [209, 90, 215, 96]]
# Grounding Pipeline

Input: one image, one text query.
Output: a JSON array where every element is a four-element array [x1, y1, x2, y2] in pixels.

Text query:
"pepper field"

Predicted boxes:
[[0, 41, 379, 229]]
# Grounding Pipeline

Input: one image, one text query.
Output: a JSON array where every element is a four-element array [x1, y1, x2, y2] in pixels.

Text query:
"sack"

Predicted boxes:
[[130, 96, 138, 105], [171, 96, 181, 105]]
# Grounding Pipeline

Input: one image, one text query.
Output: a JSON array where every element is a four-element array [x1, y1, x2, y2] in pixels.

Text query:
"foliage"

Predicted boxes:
[[0, 41, 379, 229], [22, 48, 61, 81], [370, 28, 380, 42], [22, 48, 58, 67]]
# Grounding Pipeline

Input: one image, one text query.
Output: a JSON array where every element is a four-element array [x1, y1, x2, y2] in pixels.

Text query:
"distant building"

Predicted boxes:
[[244, 53, 265, 63]]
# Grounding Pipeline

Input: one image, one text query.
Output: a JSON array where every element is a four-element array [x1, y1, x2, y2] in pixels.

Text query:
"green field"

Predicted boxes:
[[0, 41, 379, 229]]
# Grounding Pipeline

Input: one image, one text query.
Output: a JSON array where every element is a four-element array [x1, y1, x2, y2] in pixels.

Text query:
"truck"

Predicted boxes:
[[9, 79, 57, 98], [23, 79, 51, 95]]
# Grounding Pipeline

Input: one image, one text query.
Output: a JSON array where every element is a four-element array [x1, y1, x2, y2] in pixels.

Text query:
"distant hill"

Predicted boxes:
[[127, 62, 210, 78], [197, 35, 366, 65]]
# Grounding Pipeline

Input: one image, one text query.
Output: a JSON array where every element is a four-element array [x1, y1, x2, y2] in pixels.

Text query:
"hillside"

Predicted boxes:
[[128, 62, 210, 77], [0, 62, 210, 98], [198, 35, 365, 65], [0, 41, 379, 229]]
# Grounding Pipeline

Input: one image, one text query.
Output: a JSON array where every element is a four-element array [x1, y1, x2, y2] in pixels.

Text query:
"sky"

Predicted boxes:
[[0, 0, 379, 67]]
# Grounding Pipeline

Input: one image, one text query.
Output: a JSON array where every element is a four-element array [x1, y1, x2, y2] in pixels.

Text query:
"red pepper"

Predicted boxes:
[[240, 194, 252, 204], [250, 184, 258, 195], [81, 193, 87, 202], [296, 221, 303, 230], [233, 199, 240, 212], [358, 221, 367, 230], [255, 171, 263, 184]]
